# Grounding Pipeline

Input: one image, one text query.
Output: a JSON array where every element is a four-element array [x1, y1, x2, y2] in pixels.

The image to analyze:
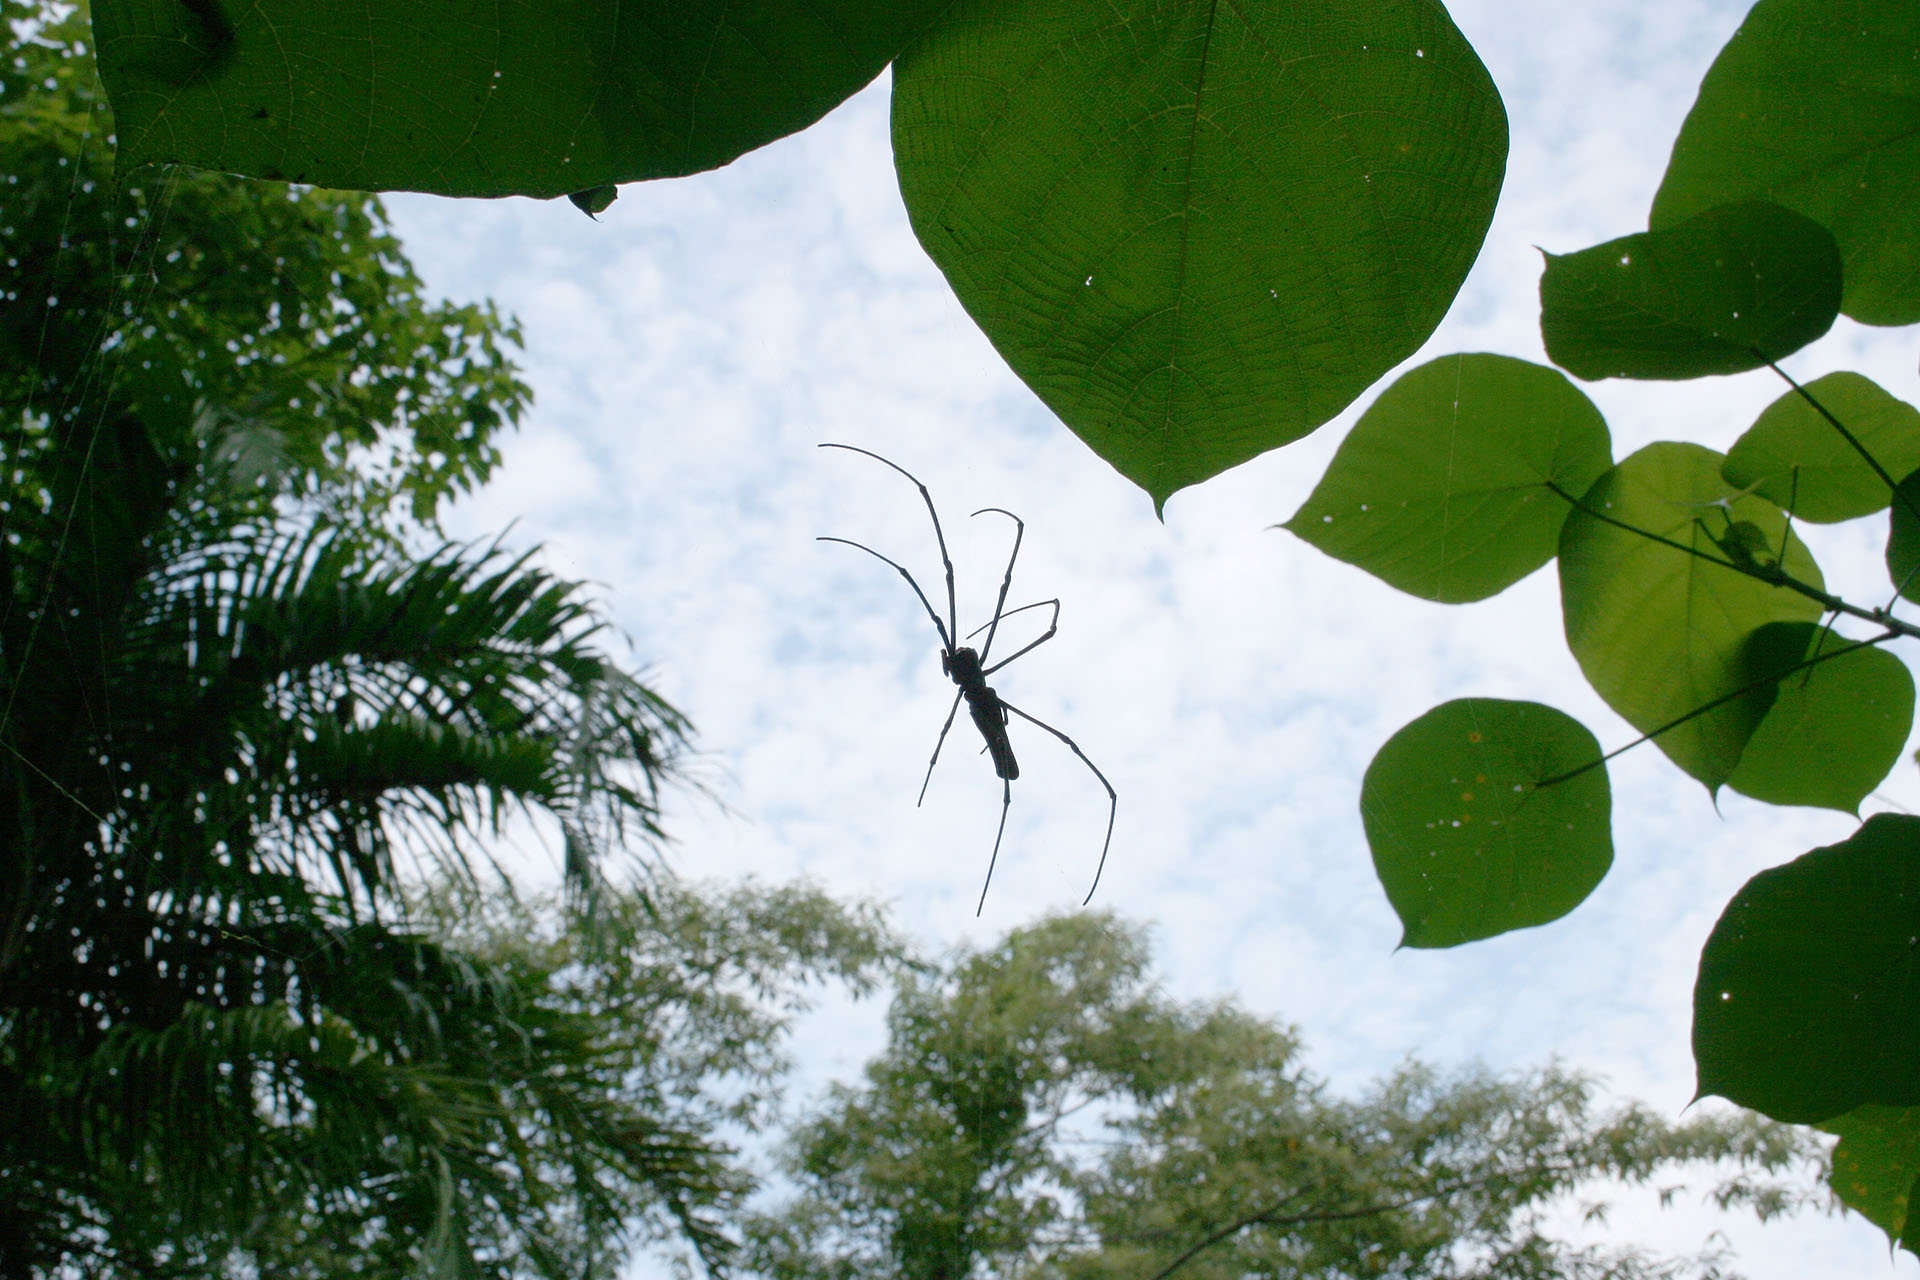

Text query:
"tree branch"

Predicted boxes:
[[1533, 629, 1899, 789], [1766, 360, 1920, 528], [1543, 480, 1920, 642], [1139, 1155, 1653, 1280]]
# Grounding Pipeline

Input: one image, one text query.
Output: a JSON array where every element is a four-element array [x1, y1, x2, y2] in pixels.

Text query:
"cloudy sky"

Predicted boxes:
[[382, 1, 1913, 1274]]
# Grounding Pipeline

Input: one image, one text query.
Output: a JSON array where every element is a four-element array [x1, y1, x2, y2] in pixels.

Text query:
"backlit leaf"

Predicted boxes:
[[1726, 625, 1914, 814], [1888, 469, 1920, 602], [1284, 354, 1611, 602], [1558, 443, 1823, 790], [1722, 373, 1920, 523], [892, 0, 1507, 511], [1822, 1105, 1920, 1257], [1363, 699, 1611, 949], [1540, 201, 1840, 381], [1695, 813, 1920, 1122]]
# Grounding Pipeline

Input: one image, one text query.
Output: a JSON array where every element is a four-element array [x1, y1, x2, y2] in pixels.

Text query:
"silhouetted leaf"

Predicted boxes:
[[1695, 813, 1920, 1122], [1540, 200, 1840, 380], [92, 0, 944, 196], [569, 186, 618, 218], [1363, 699, 1611, 949]]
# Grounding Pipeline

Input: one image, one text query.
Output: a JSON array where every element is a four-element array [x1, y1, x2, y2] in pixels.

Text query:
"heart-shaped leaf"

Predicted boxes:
[[1284, 354, 1611, 602], [1558, 443, 1823, 790], [892, 0, 1507, 510], [1695, 813, 1920, 1123], [1726, 625, 1914, 813], [1888, 469, 1920, 602], [1722, 373, 1920, 523], [1540, 200, 1841, 381], [1823, 1106, 1920, 1256], [1363, 698, 1611, 949]]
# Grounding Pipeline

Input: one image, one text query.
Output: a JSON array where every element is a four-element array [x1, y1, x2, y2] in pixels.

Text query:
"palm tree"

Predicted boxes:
[[0, 7, 739, 1273], [0, 399, 725, 1277]]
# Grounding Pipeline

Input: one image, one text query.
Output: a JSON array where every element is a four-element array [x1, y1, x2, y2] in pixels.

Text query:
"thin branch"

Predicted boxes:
[[1142, 1184, 1315, 1280], [0, 732, 108, 824], [1534, 629, 1898, 789], [1544, 480, 1738, 569], [1544, 480, 1920, 642], [1140, 1154, 1659, 1280]]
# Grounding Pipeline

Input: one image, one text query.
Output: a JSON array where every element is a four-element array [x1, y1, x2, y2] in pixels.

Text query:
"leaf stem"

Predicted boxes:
[[1543, 481, 1920, 642], [1765, 360, 1920, 527], [1534, 630, 1897, 789]]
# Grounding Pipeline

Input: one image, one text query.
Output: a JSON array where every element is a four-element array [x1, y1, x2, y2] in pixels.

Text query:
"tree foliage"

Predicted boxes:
[[0, 8, 906, 1275], [3, 0, 528, 526], [138, 878, 903, 1280], [66, 0, 1920, 1258], [743, 914, 1820, 1280]]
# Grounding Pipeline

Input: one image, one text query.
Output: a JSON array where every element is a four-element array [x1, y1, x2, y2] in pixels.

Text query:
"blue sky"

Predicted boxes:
[[385, 1, 1915, 1274]]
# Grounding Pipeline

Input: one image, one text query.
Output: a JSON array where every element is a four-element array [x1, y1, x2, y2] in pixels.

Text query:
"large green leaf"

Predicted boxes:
[[1362, 699, 1611, 949], [1822, 1105, 1920, 1257], [1722, 373, 1920, 523], [892, 0, 1507, 511], [1557, 443, 1823, 790], [91, 0, 943, 196], [1649, 0, 1920, 326], [1283, 354, 1610, 602], [1694, 813, 1920, 1123], [1539, 201, 1841, 381], [1726, 625, 1914, 814]]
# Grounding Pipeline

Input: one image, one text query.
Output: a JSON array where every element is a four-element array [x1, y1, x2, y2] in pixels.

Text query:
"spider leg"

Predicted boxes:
[[1002, 702, 1117, 906], [974, 599, 1060, 676], [975, 774, 1013, 916], [819, 443, 960, 647], [968, 506, 1024, 665], [817, 536, 952, 652], [920, 687, 965, 806]]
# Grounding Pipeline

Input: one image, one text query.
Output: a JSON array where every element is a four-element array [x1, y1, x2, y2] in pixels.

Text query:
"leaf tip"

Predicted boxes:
[[568, 186, 618, 219]]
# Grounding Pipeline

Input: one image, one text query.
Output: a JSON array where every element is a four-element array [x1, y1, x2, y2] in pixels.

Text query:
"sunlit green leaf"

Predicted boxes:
[[892, 0, 1507, 511], [91, 0, 943, 196], [1558, 443, 1823, 790], [1650, 0, 1920, 326], [1727, 625, 1914, 813], [1539, 201, 1840, 381], [1722, 373, 1920, 523], [1362, 699, 1611, 949], [1821, 1105, 1920, 1257], [1695, 813, 1920, 1122], [1284, 355, 1610, 602]]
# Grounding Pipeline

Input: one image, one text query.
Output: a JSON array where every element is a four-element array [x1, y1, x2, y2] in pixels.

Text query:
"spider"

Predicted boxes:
[[818, 443, 1116, 913]]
